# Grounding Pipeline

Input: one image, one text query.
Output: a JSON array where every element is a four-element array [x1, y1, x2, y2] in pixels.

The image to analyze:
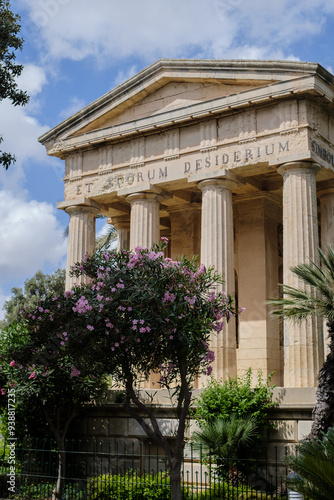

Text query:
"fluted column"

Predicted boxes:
[[110, 217, 130, 251], [198, 178, 237, 381], [65, 205, 100, 290], [278, 161, 323, 387], [318, 183, 334, 357], [319, 184, 334, 249], [127, 193, 162, 249]]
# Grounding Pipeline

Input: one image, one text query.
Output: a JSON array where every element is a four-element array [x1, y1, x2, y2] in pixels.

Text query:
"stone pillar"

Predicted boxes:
[[198, 178, 237, 381], [110, 217, 130, 251], [277, 161, 323, 387], [168, 204, 201, 260], [318, 184, 334, 249], [65, 205, 100, 290], [127, 192, 162, 250], [318, 183, 334, 357]]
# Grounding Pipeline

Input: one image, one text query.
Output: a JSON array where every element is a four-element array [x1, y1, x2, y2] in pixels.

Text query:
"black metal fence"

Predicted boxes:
[[0, 438, 288, 499]]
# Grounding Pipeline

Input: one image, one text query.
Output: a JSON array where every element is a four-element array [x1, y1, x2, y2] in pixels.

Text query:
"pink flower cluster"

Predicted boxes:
[[70, 366, 80, 377], [72, 296, 92, 314], [163, 291, 176, 303]]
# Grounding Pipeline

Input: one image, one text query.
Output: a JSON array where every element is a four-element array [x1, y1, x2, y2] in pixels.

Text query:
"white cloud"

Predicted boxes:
[[18, 0, 334, 65], [0, 190, 67, 283], [17, 63, 48, 96], [112, 65, 138, 88], [58, 96, 87, 120]]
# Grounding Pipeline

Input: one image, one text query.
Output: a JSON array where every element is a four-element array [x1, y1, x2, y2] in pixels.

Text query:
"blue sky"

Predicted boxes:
[[1, 0, 334, 316]]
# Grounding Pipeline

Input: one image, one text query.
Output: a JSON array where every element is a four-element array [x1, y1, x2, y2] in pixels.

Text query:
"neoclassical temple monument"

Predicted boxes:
[[40, 60, 334, 397]]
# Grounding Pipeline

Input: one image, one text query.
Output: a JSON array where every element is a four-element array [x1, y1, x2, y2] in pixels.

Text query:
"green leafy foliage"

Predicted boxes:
[[193, 369, 276, 428], [192, 415, 258, 478], [0, 241, 237, 500], [285, 427, 334, 500], [8, 480, 85, 499], [0, 268, 66, 329], [0, 0, 29, 169], [87, 471, 171, 500]]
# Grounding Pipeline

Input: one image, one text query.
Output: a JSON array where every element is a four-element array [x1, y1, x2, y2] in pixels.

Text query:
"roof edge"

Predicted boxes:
[[39, 59, 333, 145]]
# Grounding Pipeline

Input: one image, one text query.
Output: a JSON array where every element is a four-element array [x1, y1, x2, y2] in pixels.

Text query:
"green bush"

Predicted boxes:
[[10, 480, 85, 499], [87, 471, 171, 500], [193, 368, 276, 429]]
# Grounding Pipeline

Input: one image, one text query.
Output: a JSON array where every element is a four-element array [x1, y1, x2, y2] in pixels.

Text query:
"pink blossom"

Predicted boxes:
[[70, 366, 81, 377], [137, 338, 141, 343], [10, 361, 16, 367], [139, 327, 146, 333], [1, 388, 5, 395], [29, 371, 36, 379], [163, 291, 176, 303], [160, 237, 169, 244], [117, 283, 125, 289], [169, 335, 174, 340], [87, 325, 94, 331], [73, 296, 92, 314]]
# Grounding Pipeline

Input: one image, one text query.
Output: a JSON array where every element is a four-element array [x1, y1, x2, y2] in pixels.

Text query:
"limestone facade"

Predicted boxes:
[[40, 59, 334, 389]]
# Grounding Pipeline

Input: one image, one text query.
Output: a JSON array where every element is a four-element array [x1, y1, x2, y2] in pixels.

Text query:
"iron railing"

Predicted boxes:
[[0, 438, 288, 499]]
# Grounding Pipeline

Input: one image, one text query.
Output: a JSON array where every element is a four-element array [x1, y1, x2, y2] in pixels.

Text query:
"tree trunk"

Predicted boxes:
[[308, 320, 334, 440], [170, 457, 183, 500], [52, 435, 66, 500]]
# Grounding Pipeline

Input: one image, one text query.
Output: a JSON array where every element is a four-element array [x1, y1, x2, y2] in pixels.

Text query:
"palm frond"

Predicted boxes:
[[269, 246, 334, 323], [286, 428, 334, 500]]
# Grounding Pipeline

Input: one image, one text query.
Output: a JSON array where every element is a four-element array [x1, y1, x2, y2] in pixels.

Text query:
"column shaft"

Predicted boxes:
[[278, 162, 323, 387], [65, 206, 99, 290], [318, 185, 334, 357], [127, 193, 162, 249], [199, 179, 236, 380]]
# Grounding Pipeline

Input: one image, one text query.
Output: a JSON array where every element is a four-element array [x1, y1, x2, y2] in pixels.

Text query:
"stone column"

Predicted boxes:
[[318, 183, 334, 357], [110, 217, 130, 251], [318, 184, 334, 249], [65, 205, 100, 290], [277, 161, 323, 387], [198, 178, 237, 381], [127, 192, 162, 250]]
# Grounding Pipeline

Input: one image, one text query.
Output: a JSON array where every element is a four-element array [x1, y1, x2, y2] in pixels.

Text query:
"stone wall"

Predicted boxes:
[[75, 387, 316, 462]]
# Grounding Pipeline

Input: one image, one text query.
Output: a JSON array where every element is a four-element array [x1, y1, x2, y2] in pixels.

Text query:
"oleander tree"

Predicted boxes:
[[0, 239, 236, 500], [0, 301, 109, 500], [69, 239, 237, 500]]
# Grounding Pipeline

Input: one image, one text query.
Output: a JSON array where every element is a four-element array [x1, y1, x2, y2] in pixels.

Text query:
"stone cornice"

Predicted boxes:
[[44, 75, 333, 159], [39, 59, 334, 159]]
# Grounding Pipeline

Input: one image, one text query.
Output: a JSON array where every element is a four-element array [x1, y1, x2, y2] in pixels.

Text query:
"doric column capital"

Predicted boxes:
[[277, 161, 321, 177], [198, 177, 238, 192], [65, 204, 100, 217], [109, 216, 130, 230], [317, 179, 334, 199], [126, 191, 164, 204]]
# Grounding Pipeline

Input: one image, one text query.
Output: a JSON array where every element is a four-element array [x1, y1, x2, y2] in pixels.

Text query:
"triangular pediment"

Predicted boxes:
[[39, 59, 334, 157], [72, 79, 274, 136]]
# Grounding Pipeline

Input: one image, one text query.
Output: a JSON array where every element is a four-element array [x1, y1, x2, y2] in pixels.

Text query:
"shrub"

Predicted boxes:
[[193, 368, 276, 429], [87, 471, 171, 500]]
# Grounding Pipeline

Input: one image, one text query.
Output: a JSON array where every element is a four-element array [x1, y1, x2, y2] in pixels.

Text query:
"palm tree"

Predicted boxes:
[[269, 245, 334, 440], [285, 427, 334, 500], [192, 415, 258, 481]]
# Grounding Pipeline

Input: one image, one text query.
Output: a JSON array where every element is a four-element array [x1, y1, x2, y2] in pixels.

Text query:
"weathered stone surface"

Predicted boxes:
[[40, 59, 334, 390]]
